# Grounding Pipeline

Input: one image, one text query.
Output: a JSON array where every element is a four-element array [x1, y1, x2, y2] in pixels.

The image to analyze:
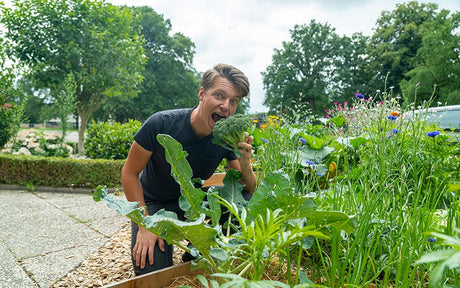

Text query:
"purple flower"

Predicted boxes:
[[261, 138, 269, 144], [427, 131, 440, 138], [305, 160, 314, 165], [387, 115, 397, 120], [427, 236, 436, 243], [355, 92, 365, 99], [299, 137, 306, 144]]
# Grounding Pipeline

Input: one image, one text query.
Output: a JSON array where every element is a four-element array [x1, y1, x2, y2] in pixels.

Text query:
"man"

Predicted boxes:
[[121, 63, 257, 275]]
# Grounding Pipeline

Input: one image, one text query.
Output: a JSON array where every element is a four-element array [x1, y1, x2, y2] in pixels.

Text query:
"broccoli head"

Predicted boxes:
[[212, 113, 252, 157]]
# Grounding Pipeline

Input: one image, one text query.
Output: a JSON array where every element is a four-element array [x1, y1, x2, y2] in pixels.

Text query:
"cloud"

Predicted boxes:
[[4, 0, 460, 113]]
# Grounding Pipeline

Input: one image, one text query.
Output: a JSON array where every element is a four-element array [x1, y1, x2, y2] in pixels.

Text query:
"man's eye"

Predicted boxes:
[[215, 93, 222, 98], [230, 99, 239, 105]]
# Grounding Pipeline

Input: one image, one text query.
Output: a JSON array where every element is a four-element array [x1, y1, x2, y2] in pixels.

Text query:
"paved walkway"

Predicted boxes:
[[0, 187, 128, 288]]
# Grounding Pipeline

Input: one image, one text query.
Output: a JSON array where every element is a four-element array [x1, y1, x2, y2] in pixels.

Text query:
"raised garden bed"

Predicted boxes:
[[105, 262, 205, 288]]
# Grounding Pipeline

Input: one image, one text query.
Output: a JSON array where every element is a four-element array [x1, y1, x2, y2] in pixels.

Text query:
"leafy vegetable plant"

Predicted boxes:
[[94, 134, 355, 285]]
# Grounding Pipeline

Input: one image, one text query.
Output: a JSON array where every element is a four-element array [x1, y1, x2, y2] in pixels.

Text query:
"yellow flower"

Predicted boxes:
[[328, 162, 337, 173], [253, 119, 258, 123]]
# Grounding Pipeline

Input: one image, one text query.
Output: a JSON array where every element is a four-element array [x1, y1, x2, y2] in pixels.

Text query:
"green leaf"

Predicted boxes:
[[207, 187, 222, 226], [157, 134, 206, 219], [144, 210, 217, 260], [219, 169, 246, 211], [302, 134, 327, 150], [209, 247, 228, 262]]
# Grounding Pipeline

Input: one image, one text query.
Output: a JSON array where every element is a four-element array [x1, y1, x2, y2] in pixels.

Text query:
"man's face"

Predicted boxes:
[[198, 76, 242, 130]]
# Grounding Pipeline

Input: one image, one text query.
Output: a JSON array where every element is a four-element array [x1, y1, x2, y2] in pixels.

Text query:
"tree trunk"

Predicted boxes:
[[77, 111, 91, 155]]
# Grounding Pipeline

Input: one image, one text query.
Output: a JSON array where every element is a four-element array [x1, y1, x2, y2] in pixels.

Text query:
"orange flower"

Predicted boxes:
[[390, 111, 400, 117], [260, 124, 267, 130]]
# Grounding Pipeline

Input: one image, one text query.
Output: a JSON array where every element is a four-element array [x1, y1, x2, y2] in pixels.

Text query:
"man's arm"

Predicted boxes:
[[121, 141, 164, 269]]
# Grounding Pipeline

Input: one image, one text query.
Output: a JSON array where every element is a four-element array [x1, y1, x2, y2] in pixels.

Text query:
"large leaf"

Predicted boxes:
[[247, 171, 317, 220], [94, 186, 218, 261], [219, 169, 247, 210], [157, 134, 206, 220], [144, 210, 218, 260]]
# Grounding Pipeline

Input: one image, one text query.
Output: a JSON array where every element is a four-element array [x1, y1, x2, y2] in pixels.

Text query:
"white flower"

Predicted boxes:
[[18, 147, 31, 155]]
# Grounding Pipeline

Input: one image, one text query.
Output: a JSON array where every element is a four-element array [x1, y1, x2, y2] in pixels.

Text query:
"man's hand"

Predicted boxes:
[[132, 226, 164, 269], [237, 132, 254, 167]]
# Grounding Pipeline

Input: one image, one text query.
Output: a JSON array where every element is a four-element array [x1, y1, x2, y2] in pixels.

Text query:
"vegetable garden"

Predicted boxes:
[[95, 90, 460, 287]]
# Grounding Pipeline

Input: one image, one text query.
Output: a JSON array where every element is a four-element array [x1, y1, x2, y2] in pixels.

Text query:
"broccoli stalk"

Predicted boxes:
[[212, 113, 252, 158]]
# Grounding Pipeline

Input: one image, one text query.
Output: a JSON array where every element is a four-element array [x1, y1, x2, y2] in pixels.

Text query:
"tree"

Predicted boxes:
[[262, 20, 361, 116], [93, 6, 200, 122], [55, 73, 77, 140], [366, 1, 438, 97], [1, 0, 145, 154], [400, 10, 460, 106]]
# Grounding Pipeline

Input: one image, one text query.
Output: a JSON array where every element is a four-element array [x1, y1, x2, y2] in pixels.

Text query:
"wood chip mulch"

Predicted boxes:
[[53, 220, 135, 287], [53, 220, 189, 288]]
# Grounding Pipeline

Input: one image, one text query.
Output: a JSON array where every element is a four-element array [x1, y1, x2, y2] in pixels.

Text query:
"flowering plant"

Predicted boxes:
[[0, 95, 23, 149], [325, 91, 401, 136], [1, 129, 73, 157]]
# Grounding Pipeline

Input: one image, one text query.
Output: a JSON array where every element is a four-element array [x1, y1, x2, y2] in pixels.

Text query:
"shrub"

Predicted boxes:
[[0, 153, 123, 188], [1, 129, 73, 157], [0, 96, 23, 149], [84, 119, 141, 160]]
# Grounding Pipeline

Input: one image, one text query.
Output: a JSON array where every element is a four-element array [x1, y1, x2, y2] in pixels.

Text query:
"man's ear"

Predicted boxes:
[[198, 87, 205, 101]]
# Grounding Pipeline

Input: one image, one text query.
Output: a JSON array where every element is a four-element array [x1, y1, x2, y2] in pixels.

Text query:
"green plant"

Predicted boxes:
[[0, 97, 24, 149], [213, 113, 252, 157], [2, 129, 73, 157], [84, 119, 141, 159], [416, 229, 460, 287], [94, 134, 355, 285]]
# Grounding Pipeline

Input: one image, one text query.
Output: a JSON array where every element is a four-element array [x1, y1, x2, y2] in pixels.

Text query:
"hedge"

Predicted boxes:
[[0, 153, 124, 188]]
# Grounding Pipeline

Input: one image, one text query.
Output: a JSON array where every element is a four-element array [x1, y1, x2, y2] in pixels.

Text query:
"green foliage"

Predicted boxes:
[[93, 5, 200, 122], [366, 1, 439, 98], [262, 20, 368, 115], [400, 10, 460, 106], [84, 119, 141, 160], [3, 129, 74, 157], [0, 98, 23, 149], [55, 73, 77, 140], [1, 0, 146, 154], [212, 114, 252, 158], [416, 229, 460, 287], [94, 134, 354, 284], [0, 153, 123, 188]]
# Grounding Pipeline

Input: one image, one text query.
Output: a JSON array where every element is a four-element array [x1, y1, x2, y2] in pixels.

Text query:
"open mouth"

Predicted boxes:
[[212, 112, 225, 123]]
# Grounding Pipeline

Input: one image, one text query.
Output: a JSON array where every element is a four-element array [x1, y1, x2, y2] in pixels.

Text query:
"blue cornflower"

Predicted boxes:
[[392, 129, 399, 134], [427, 131, 440, 137], [427, 236, 436, 243], [261, 138, 269, 144], [299, 137, 306, 144], [387, 115, 397, 120], [305, 160, 314, 165], [355, 92, 365, 99]]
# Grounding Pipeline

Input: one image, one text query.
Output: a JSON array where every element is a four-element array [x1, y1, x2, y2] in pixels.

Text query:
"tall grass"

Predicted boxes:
[[252, 92, 459, 286]]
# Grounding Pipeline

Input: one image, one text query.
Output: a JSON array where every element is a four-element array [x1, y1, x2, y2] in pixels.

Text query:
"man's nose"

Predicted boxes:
[[220, 99, 230, 111]]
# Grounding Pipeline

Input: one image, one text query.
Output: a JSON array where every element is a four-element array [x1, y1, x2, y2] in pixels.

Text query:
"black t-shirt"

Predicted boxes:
[[134, 108, 236, 203]]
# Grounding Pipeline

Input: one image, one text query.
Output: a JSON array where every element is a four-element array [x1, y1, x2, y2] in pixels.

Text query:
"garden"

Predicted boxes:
[[90, 90, 459, 287]]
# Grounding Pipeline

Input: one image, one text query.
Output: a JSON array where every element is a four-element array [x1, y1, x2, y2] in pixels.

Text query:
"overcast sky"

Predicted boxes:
[[4, 0, 460, 113]]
